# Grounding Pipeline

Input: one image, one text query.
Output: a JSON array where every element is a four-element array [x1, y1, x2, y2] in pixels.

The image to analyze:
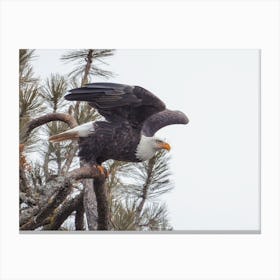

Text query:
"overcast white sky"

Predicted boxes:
[[32, 49, 260, 231]]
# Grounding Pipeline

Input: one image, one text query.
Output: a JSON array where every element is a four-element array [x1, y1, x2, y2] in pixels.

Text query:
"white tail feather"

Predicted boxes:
[[49, 122, 94, 142]]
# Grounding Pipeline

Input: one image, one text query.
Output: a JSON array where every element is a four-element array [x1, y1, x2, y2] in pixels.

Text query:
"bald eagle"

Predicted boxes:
[[49, 83, 189, 167]]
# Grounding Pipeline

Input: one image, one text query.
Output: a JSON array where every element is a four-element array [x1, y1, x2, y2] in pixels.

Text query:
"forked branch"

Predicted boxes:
[[20, 113, 109, 231]]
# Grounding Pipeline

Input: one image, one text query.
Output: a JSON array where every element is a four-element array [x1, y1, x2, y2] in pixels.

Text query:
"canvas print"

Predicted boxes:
[[19, 49, 260, 232]]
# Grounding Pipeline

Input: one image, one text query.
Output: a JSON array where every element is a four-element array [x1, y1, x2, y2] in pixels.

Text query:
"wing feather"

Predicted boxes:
[[65, 83, 166, 124], [141, 109, 189, 137]]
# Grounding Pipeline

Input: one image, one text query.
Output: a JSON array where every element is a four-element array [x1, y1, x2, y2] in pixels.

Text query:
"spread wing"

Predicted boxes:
[[65, 83, 166, 124], [141, 109, 189, 137]]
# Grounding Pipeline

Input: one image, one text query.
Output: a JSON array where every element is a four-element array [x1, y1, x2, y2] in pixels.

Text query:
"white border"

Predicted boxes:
[[0, 1, 279, 279]]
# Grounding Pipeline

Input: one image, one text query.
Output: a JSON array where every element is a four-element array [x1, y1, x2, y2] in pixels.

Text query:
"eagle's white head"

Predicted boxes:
[[135, 135, 171, 161]]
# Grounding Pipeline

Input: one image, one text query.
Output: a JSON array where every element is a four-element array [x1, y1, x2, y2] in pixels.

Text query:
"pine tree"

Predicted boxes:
[[19, 49, 174, 231]]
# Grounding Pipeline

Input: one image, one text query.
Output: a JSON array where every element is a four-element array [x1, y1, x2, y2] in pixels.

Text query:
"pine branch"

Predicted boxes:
[[81, 49, 93, 86], [40, 73, 68, 112], [135, 156, 155, 222], [61, 49, 115, 82], [19, 49, 38, 85]]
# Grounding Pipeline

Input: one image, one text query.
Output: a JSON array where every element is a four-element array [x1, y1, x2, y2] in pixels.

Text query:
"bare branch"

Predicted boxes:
[[20, 163, 108, 231], [22, 113, 78, 142], [67, 164, 105, 180], [19, 192, 36, 206], [20, 177, 72, 230], [19, 206, 39, 226], [43, 191, 84, 230]]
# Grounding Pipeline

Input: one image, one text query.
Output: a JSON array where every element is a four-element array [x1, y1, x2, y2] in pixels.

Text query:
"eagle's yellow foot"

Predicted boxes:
[[95, 165, 109, 178], [97, 165, 105, 175]]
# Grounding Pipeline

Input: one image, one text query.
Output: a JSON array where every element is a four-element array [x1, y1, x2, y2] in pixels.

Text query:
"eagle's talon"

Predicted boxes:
[[95, 165, 109, 178]]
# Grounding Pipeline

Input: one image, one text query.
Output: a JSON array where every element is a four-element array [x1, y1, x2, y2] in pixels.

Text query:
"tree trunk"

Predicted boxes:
[[75, 199, 85, 230], [83, 179, 98, 230], [93, 177, 110, 230]]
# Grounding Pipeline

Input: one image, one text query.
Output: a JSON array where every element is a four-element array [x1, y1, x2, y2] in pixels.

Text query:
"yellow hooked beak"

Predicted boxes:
[[158, 142, 171, 151]]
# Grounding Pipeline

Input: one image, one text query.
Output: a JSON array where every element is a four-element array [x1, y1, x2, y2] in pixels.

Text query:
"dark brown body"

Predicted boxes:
[[78, 121, 142, 164], [65, 83, 189, 165]]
